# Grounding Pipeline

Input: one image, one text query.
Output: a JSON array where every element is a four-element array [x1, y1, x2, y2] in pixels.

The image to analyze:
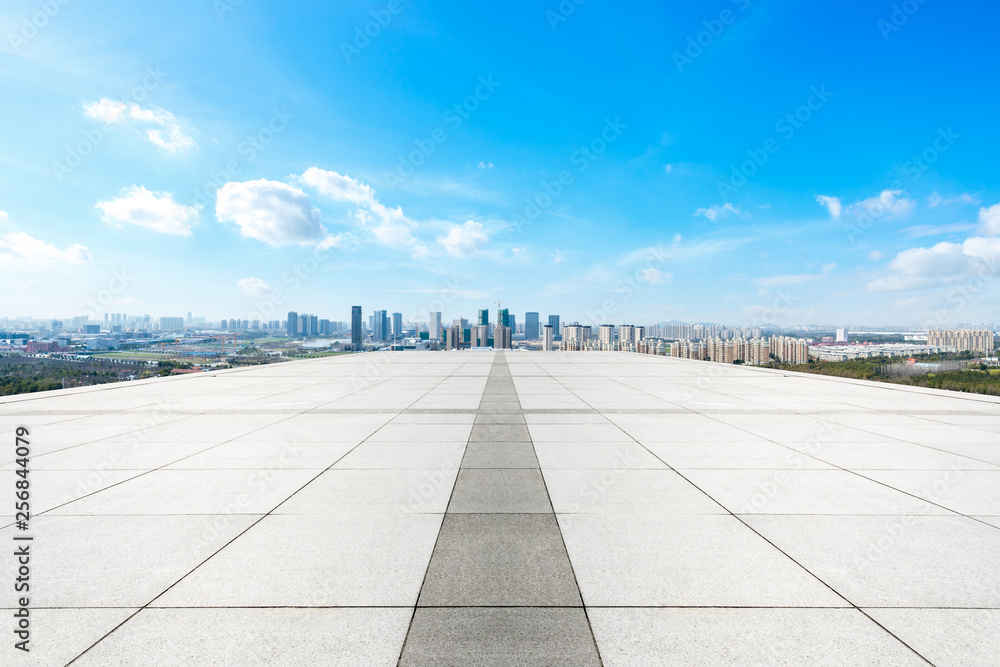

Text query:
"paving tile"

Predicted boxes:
[[469, 423, 531, 441], [334, 441, 467, 469], [863, 608, 1000, 667], [681, 468, 953, 515], [544, 469, 725, 514], [1, 608, 138, 667], [558, 513, 848, 607], [74, 608, 413, 667], [532, 441, 666, 469], [461, 441, 539, 468], [399, 608, 600, 666], [448, 469, 551, 513], [0, 514, 260, 607], [418, 514, 582, 606], [275, 468, 458, 514], [589, 608, 926, 667], [154, 514, 442, 607], [860, 469, 1000, 515], [743, 514, 1000, 607]]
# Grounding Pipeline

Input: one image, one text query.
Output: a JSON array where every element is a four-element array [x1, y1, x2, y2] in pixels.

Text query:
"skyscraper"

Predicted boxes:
[[286, 311, 298, 336], [525, 312, 540, 340], [430, 312, 442, 341], [351, 306, 362, 351], [477, 309, 489, 327], [373, 310, 389, 341], [548, 315, 560, 339], [495, 325, 512, 349], [392, 312, 403, 340], [543, 324, 554, 351], [499, 308, 510, 328]]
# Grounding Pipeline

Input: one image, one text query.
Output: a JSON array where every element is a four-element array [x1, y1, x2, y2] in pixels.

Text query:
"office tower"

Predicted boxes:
[[835, 327, 849, 343], [445, 326, 460, 350], [477, 325, 488, 347], [499, 308, 510, 328], [430, 312, 442, 341], [495, 325, 511, 350], [477, 309, 489, 327], [186, 311, 192, 324], [372, 310, 389, 342], [525, 312, 540, 340], [509, 314, 516, 335], [286, 311, 298, 336], [351, 306, 363, 351], [159, 316, 185, 330], [470, 326, 480, 347], [543, 325, 554, 351], [548, 315, 560, 339], [392, 312, 403, 340]]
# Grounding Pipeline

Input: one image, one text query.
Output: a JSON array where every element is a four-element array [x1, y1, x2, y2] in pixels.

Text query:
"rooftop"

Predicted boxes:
[[3, 351, 999, 665]]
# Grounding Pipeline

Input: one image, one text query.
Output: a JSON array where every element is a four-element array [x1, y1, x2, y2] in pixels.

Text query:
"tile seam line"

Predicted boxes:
[[548, 354, 937, 666], [1, 359, 419, 528], [558, 355, 998, 529], [394, 353, 496, 666], [65, 353, 480, 665]]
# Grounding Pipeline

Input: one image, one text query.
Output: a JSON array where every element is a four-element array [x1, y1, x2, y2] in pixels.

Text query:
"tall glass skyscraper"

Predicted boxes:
[[548, 314, 560, 339], [351, 306, 362, 350], [525, 312, 540, 340]]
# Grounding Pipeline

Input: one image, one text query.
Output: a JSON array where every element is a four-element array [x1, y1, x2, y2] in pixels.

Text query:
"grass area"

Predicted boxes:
[[766, 356, 1000, 397], [93, 352, 166, 361]]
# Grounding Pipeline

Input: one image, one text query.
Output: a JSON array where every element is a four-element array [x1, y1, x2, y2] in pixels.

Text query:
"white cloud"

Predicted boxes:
[[301, 167, 418, 249], [216, 179, 326, 247], [477, 161, 494, 169], [816, 195, 842, 219], [847, 189, 914, 220], [0, 210, 8, 224], [96, 186, 198, 236], [0, 231, 90, 264], [867, 236, 1000, 291], [639, 267, 669, 285], [237, 277, 271, 298], [928, 192, 980, 208], [84, 99, 196, 153], [438, 220, 489, 256], [553, 249, 567, 264], [869, 250, 884, 261], [694, 203, 740, 221], [902, 223, 976, 238], [979, 203, 1000, 236]]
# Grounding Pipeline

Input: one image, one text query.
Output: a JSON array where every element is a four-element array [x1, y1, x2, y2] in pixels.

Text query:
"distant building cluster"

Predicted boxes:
[[658, 336, 809, 365], [928, 329, 994, 355]]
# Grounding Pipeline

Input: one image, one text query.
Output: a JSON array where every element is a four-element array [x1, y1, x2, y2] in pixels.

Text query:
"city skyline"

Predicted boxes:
[[3, 2, 1000, 326]]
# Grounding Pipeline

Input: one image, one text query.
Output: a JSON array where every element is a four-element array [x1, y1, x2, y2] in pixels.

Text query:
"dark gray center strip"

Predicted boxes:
[[398, 353, 602, 666]]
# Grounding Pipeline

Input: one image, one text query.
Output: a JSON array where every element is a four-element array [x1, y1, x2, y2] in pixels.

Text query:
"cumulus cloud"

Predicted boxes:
[[96, 186, 198, 236], [979, 203, 1000, 236], [477, 161, 494, 169], [438, 220, 489, 256], [0, 210, 7, 222], [237, 277, 271, 298], [84, 99, 196, 153], [818, 190, 914, 220], [0, 231, 90, 264], [216, 179, 327, 247], [816, 195, 842, 219], [694, 203, 740, 221], [301, 167, 418, 249], [867, 236, 1000, 291]]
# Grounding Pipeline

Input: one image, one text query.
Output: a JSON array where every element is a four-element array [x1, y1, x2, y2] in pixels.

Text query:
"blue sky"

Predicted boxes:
[[2, 0, 999, 327]]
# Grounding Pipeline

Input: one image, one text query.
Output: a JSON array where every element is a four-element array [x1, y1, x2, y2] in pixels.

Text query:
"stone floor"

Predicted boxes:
[[1, 351, 998, 665]]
